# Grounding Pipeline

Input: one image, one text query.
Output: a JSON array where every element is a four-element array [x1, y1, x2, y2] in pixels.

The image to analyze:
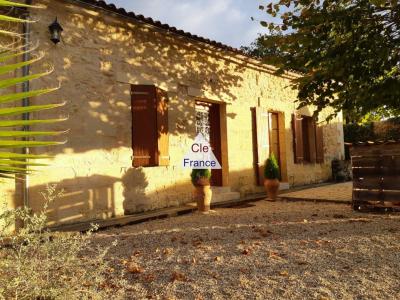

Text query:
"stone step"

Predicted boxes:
[[212, 191, 241, 204], [211, 186, 232, 194]]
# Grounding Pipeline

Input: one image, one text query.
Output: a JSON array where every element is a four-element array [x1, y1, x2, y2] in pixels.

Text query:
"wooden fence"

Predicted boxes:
[[351, 142, 400, 209]]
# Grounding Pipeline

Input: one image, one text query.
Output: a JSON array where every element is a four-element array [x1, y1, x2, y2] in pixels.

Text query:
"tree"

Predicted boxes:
[[256, 0, 400, 120], [0, 1, 66, 179]]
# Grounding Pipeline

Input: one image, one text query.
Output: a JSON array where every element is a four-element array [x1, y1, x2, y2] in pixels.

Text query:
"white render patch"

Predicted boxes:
[[182, 133, 222, 169]]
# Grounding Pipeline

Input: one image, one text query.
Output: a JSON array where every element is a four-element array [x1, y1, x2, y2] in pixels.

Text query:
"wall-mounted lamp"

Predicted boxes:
[[48, 17, 63, 44]]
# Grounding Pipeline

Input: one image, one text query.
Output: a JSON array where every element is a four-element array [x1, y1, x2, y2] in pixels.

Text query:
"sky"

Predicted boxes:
[[106, 0, 269, 48]]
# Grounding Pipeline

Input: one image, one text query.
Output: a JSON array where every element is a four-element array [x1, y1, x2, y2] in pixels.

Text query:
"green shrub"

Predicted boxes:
[[264, 153, 280, 180], [190, 169, 211, 185], [0, 185, 127, 299], [343, 122, 375, 143]]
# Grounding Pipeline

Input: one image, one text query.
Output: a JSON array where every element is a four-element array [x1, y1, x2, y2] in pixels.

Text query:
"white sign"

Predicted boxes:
[[182, 133, 222, 169]]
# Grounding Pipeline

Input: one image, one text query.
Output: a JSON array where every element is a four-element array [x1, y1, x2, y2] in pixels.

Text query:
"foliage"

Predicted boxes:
[[0, 0, 66, 179], [343, 122, 375, 143], [241, 32, 292, 67], [343, 117, 400, 142], [190, 169, 211, 185], [0, 185, 127, 299], [256, 0, 400, 120], [264, 153, 280, 180]]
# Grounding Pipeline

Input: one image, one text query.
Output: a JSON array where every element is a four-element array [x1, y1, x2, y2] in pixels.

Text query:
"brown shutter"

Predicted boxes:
[[309, 118, 317, 163], [292, 114, 304, 164], [254, 107, 270, 185], [315, 123, 324, 164], [131, 85, 157, 167], [156, 88, 169, 166]]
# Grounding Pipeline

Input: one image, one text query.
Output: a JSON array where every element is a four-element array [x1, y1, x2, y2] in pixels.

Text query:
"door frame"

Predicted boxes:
[[195, 100, 227, 186]]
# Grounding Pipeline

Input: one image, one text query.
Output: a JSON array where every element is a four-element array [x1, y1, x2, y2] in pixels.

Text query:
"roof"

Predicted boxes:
[[77, 0, 248, 56]]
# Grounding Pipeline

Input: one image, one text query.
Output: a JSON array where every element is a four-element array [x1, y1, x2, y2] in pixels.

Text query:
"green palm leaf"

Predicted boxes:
[[0, 130, 66, 137], [0, 118, 67, 127], [0, 48, 36, 63], [0, 152, 51, 159], [0, 1, 67, 179], [0, 159, 47, 166], [0, 0, 41, 8], [0, 87, 59, 104], [0, 14, 33, 23], [0, 70, 52, 89], [0, 103, 65, 117], [0, 140, 66, 148], [0, 55, 42, 75]]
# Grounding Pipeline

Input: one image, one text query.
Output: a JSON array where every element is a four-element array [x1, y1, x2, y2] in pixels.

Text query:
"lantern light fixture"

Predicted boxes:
[[48, 17, 63, 45]]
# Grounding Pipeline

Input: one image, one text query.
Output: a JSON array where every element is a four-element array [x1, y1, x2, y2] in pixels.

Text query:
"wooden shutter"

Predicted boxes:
[[131, 85, 157, 167], [292, 114, 304, 164], [254, 107, 270, 185], [315, 123, 324, 164], [131, 85, 169, 167], [309, 118, 317, 163], [156, 88, 170, 166]]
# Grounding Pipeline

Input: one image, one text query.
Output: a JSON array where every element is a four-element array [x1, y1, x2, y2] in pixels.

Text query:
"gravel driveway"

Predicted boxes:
[[93, 201, 400, 300]]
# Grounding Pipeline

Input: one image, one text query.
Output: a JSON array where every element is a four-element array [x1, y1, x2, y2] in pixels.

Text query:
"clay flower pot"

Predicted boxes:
[[264, 178, 280, 200], [193, 178, 212, 212]]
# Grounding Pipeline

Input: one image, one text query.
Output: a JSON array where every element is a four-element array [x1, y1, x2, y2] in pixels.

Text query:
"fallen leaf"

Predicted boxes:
[[242, 249, 251, 255], [192, 239, 202, 247], [171, 271, 187, 282], [143, 273, 156, 282], [279, 270, 289, 276], [163, 248, 173, 256], [127, 262, 144, 274], [214, 256, 222, 262]]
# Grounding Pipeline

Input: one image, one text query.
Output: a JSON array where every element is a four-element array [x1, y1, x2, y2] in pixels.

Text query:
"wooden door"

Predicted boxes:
[[195, 101, 223, 186], [209, 103, 223, 186], [269, 112, 281, 166]]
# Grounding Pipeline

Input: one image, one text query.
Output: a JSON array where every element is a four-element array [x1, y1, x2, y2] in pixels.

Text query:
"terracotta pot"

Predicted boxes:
[[194, 184, 212, 212], [264, 178, 280, 200]]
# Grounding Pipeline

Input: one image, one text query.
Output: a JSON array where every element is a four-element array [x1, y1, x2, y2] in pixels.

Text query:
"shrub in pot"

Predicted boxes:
[[191, 169, 212, 212], [264, 153, 280, 200]]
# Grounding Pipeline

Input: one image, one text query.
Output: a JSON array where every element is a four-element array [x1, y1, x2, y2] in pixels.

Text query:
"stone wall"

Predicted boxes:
[[2, 0, 344, 225]]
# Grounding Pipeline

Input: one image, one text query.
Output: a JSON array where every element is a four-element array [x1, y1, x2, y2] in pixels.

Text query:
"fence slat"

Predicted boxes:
[[353, 176, 400, 190], [353, 189, 400, 202]]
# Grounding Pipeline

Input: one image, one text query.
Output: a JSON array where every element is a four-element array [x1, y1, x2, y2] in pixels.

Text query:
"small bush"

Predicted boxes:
[[343, 122, 375, 143], [190, 169, 211, 185], [264, 153, 280, 180], [0, 185, 127, 299]]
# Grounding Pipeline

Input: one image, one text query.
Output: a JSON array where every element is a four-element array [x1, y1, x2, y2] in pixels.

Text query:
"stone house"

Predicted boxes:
[[2, 0, 345, 226]]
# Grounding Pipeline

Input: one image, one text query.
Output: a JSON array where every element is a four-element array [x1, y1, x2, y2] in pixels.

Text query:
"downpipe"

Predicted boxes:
[[21, 0, 32, 208]]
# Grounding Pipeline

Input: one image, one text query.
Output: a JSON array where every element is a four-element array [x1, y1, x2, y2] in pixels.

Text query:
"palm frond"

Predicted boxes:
[[0, 2, 67, 179]]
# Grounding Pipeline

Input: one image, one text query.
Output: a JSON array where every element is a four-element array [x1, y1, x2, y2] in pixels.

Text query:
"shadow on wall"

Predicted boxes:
[[31, 0, 246, 155], [28, 166, 258, 226], [26, 117, 344, 226]]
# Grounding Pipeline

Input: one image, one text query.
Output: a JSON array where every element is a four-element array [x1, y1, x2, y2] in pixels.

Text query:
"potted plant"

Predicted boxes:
[[191, 169, 212, 212], [264, 153, 280, 200]]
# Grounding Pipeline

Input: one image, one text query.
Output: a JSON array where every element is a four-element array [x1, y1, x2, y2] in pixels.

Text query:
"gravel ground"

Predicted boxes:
[[92, 201, 400, 300]]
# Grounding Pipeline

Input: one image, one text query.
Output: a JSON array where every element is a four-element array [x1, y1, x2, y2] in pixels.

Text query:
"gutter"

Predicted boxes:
[[21, 0, 32, 208]]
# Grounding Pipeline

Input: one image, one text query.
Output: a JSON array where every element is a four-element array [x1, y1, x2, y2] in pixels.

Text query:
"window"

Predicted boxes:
[[292, 114, 324, 164], [131, 85, 169, 167]]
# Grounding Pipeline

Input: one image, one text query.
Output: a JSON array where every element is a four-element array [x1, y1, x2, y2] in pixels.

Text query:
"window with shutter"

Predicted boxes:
[[293, 114, 324, 164], [292, 114, 304, 164], [131, 85, 169, 167], [315, 124, 324, 163], [253, 107, 270, 185]]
